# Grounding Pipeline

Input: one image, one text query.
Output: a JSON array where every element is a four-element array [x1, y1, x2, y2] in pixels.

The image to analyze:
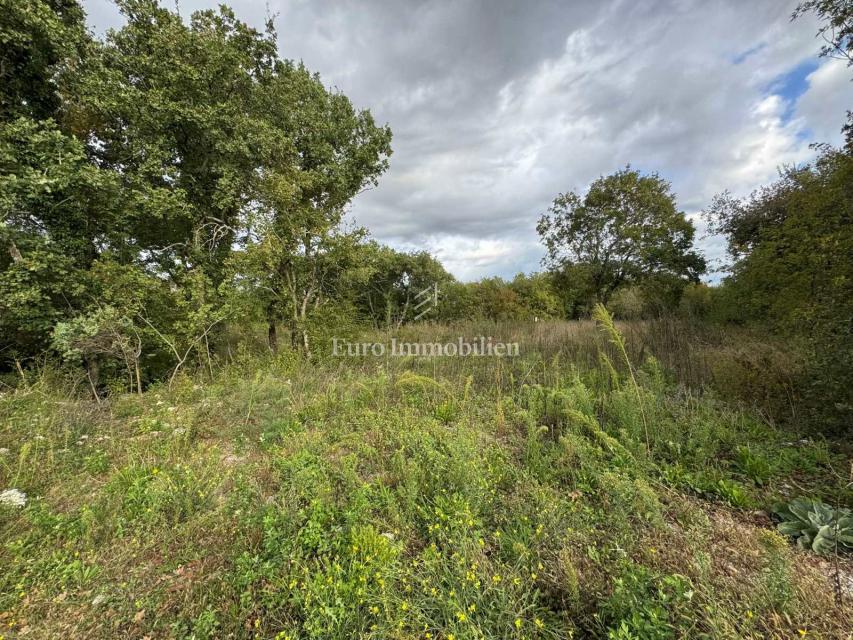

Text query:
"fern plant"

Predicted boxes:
[[774, 497, 853, 555]]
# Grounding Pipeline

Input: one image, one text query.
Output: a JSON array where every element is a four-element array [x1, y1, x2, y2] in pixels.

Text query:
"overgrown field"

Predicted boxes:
[[1, 320, 851, 639]]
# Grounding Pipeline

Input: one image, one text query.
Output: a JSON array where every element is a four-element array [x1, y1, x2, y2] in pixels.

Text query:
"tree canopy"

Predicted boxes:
[[537, 168, 705, 311]]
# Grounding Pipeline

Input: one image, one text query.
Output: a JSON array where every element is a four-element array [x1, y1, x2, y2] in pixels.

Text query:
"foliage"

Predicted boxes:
[[354, 243, 453, 328], [705, 149, 853, 432], [241, 61, 391, 355], [1, 0, 393, 374], [774, 498, 853, 555], [537, 167, 705, 308], [2, 322, 850, 638], [601, 563, 694, 639], [0, 0, 87, 121]]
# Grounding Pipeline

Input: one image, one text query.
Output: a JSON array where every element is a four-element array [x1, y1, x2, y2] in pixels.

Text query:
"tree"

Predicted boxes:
[[0, 0, 122, 364], [705, 149, 853, 431], [65, 0, 287, 284], [509, 272, 562, 320], [357, 243, 454, 328], [243, 62, 391, 355], [537, 168, 705, 308], [470, 278, 524, 321]]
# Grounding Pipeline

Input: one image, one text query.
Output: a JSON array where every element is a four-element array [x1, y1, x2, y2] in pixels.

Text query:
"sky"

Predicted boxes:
[[81, 0, 852, 282]]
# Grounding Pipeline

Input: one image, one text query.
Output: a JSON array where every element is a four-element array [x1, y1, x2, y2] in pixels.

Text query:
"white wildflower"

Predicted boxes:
[[0, 447, 9, 456], [0, 488, 27, 508]]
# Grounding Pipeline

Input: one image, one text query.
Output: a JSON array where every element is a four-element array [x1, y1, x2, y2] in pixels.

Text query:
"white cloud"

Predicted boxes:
[[392, 235, 540, 282], [794, 59, 853, 145]]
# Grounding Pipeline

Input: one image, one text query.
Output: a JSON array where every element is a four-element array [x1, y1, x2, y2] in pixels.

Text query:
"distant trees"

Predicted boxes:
[[423, 272, 562, 323], [537, 168, 705, 314], [356, 244, 453, 328]]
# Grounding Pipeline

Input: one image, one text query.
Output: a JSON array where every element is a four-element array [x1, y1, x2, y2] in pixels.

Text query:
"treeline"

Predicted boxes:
[[0, 0, 697, 391], [1, 0, 851, 432]]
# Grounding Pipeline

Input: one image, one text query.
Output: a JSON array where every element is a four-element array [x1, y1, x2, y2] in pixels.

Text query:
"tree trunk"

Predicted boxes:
[[86, 358, 101, 404], [290, 319, 299, 350], [302, 329, 311, 359], [8, 240, 23, 263], [268, 321, 278, 353], [135, 360, 143, 395]]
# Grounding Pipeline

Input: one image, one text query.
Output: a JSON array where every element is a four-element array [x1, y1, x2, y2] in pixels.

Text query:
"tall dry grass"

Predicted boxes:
[[366, 317, 805, 427]]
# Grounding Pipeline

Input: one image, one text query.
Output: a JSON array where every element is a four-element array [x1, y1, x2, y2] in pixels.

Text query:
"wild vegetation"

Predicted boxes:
[[2, 315, 852, 639], [1, 0, 852, 638]]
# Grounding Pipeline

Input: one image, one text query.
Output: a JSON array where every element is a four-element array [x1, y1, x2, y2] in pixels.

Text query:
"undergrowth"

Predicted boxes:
[[0, 320, 850, 639]]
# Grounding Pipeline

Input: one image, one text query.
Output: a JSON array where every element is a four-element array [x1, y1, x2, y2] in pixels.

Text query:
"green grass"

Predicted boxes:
[[0, 320, 850, 639]]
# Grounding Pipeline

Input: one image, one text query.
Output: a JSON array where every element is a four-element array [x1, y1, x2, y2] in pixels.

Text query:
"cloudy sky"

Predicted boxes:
[[82, 0, 852, 281]]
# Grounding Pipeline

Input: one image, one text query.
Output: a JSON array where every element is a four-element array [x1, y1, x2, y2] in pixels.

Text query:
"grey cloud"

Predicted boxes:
[[83, 0, 852, 280]]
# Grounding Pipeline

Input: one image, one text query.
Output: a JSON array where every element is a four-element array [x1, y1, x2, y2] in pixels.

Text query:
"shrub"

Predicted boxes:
[[601, 562, 695, 639]]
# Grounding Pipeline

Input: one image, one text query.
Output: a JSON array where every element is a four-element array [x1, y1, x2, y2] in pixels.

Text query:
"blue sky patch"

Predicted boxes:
[[769, 58, 820, 122]]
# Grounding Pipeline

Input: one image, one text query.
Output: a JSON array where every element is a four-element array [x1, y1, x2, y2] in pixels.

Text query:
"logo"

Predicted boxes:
[[412, 283, 439, 321]]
